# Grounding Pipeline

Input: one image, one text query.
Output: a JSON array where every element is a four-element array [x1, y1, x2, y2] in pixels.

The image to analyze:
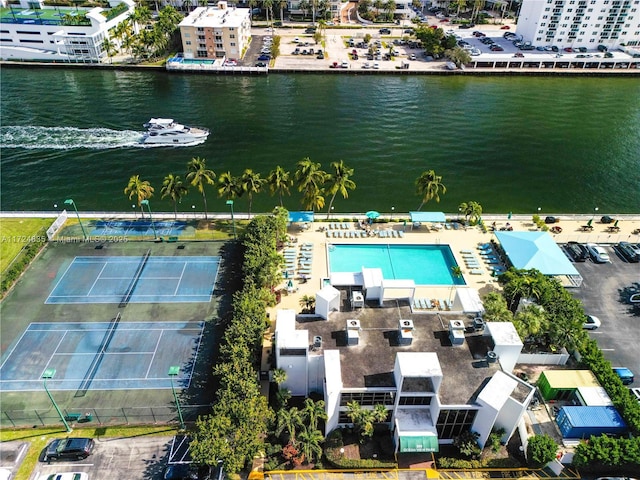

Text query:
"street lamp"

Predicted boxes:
[[226, 200, 236, 240], [191, 205, 196, 219], [42, 368, 72, 433], [132, 204, 137, 220], [64, 198, 87, 241], [593, 206, 599, 221], [168, 366, 185, 430], [140, 200, 157, 239]]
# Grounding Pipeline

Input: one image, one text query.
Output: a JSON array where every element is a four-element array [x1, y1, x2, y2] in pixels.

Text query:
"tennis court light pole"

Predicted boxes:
[[226, 200, 236, 240], [64, 199, 87, 241], [168, 366, 185, 430], [42, 368, 72, 433], [140, 200, 158, 239]]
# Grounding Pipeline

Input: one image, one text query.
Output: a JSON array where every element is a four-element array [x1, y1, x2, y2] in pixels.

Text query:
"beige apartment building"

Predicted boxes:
[[178, 2, 251, 60]]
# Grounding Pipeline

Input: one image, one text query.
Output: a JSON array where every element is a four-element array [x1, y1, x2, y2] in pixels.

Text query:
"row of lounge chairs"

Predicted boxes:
[[328, 222, 351, 230], [283, 243, 314, 278], [413, 298, 454, 311], [326, 229, 405, 239]]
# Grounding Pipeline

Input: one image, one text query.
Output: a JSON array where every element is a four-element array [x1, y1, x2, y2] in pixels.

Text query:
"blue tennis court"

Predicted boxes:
[[0, 321, 203, 392], [46, 256, 219, 304], [91, 220, 187, 237]]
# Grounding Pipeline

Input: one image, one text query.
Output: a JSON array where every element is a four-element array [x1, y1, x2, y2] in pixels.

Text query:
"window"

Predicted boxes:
[[437, 409, 478, 439], [279, 348, 306, 356], [339, 391, 394, 406], [16, 31, 40, 35], [398, 396, 432, 406], [186, 40, 191, 45], [20, 39, 44, 43]]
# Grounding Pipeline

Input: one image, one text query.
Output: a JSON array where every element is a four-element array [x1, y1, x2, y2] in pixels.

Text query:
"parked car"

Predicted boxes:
[[257, 54, 271, 61], [587, 243, 610, 263], [501, 25, 510, 29], [379, 28, 391, 34], [164, 464, 198, 480], [43, 438, 94, 462], [583, 315, 601, 330], [616, 242, 640, 263], [255, 62, 267, 67], [39, 474, 88, 480], [565, 242, 589, 262], [613, 367, 635, 385], [304, 27, 316, 34], [409, 53, 417, 60]]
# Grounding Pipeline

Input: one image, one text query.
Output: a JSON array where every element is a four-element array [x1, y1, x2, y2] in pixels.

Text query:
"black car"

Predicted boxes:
[[616, 242, 640, 263], [564, 242, 589, 262], [379, 28, 391, 34], [164, 464, 198, 480], [304, 27, 316, 34], [43, 438, 94, 461]]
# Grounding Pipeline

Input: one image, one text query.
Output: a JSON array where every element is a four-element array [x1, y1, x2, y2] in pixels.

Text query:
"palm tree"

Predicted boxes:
[[294, 158, 327, 211], [161, 173, 188, 219], [102, 38, 116, 63], [277, 0, 287, 23], [267, 166, 292, 206], [302, 398, 327, 431], [263, 0, 274, 25], [239, 169, 266, 219], [415, 169, 446, 211], [325, 160, 356, 219], [272, 368, 287, 385], [124, 175, 154, 216], [383, 0, 395, 21], [275, 406, 304, 444], [297, 425, 324, 463], [186, 157, 215, 219], [459, 201, 483, 225], [217, 171, 240, 201], [299, 294, 315, 313]]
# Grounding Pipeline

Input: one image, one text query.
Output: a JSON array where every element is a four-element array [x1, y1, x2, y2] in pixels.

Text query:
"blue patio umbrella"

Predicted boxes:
[[366, 211, 381, 219]]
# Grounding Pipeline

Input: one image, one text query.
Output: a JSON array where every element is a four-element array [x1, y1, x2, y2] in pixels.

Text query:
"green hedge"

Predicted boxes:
[[1, 228, 47, 296], [324, 429, 397, 469]]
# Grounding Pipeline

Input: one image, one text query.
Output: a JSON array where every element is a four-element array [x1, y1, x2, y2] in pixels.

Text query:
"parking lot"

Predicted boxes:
[[27, 436, 174, 480], [248, 24, 639, 72], [568, 244, 640, 383]]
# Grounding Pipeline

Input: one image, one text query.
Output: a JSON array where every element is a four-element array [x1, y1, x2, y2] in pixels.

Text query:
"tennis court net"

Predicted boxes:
[[119, 249, 151, 307], [75, 312, 122, 397]]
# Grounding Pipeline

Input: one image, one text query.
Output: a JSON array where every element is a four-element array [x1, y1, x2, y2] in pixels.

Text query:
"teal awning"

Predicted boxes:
[[399, 435, 439, 453]]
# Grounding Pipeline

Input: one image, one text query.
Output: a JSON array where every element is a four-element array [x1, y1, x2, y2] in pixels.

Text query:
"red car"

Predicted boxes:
[[564, 47, 574, 52], [500, 25, 510, 30]]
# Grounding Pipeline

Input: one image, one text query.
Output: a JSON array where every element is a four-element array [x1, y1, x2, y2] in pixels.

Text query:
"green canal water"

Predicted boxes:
[[1, 68, 639, 214]]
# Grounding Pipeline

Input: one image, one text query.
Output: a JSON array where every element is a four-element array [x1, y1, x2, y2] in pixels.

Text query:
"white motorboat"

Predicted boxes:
[[141, 118, 209, 146]]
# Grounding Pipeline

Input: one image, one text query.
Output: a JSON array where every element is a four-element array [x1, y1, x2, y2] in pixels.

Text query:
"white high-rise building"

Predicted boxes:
[[517, 0, 640, 49]]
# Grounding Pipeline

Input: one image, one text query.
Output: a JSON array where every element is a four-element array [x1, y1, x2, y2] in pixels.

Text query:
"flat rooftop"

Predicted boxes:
[[299, 290, 501, 405]]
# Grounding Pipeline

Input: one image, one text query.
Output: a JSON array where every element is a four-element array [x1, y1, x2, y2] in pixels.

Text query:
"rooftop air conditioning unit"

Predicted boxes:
[[399, 319, 414, 331], [449, 320, 465, 331], [347, 319, 361, 331]]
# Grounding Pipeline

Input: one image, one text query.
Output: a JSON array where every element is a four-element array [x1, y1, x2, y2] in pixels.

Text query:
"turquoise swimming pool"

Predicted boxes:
[[328, 244, 465, 286]]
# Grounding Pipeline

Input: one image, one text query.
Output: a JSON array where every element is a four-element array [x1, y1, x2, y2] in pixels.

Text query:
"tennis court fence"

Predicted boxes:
[[2, 404, 213, 428]]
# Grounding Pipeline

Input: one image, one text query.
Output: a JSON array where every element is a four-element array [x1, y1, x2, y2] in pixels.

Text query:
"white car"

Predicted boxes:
[[587, 243, 610, 263], [583, 315, 601, 330], [340, 60, 349, 68], [39, 474, 88, 480], [362, 62, 371, 69], [373, 62, 380, 69]]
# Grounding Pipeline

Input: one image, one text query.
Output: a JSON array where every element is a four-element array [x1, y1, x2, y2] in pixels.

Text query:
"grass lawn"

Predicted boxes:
[[0, 218, 51, 272], [0, 425, 178, 480]]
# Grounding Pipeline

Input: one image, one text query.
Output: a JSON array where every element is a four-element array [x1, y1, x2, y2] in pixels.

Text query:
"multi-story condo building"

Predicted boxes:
[[517, 0, 640, 48], [0, 0, 133, 62], [275, 301, 535, 454], [178, 2, 251, 60]]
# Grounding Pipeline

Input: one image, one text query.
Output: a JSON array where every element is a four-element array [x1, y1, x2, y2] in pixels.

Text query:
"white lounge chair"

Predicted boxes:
[[398, 231, 404, 238], [469, 269, 483, 275], [460, 249, 474, 254]]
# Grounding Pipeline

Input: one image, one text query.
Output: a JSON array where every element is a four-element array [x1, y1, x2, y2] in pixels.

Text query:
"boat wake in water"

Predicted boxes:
[[0, 125, 206, 149]]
